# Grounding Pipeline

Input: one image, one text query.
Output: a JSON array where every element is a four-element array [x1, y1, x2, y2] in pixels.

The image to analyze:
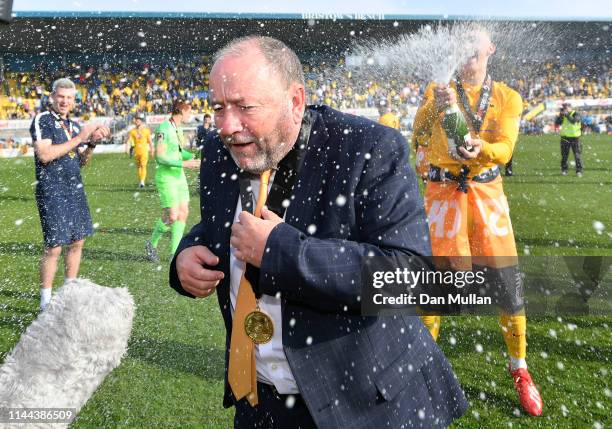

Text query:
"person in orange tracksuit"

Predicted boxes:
[[413, 27, 543, 417], [126, 113, 153, 188]]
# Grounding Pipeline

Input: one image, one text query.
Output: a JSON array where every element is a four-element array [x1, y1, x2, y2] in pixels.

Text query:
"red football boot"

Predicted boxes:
[[511, 367, 543, 416]]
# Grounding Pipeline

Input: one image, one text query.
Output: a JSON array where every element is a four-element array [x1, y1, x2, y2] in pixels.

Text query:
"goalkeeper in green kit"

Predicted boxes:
[[145, 99, 200, 262]]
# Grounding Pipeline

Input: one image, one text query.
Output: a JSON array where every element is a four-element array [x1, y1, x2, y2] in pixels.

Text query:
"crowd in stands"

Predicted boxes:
[[0, 59, 212, 120], [508, 62, 612, 106], [1, 58, 610, 129]]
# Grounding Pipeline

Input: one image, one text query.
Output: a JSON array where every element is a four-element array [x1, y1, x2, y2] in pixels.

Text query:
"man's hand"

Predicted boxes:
[[434, 85, 458, 112], [458, 137, 483, 159], [176, 245, 225, 298], [78, 123, 99, 143], [230, 207, 283, 268], [183, 159, 201, 168], [91, 126, 111, 143]]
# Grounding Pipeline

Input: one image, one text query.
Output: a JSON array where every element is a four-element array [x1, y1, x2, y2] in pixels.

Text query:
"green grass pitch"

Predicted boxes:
[[0, 133, 610, 428]]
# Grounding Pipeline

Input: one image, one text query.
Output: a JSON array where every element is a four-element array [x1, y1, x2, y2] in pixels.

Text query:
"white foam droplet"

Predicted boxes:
[[593, 220, 605, 234], [285, 395, 296, 409]]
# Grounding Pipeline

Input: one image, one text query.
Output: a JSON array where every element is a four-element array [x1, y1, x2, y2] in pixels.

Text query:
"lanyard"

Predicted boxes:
[[455, 74, 493, 134], [169, 118, 183, 151], [238, 109, 314, 296], [57, 118, 73, 141]]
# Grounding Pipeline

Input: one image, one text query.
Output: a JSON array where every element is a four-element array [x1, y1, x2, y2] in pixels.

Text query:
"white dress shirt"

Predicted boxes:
[[228, 174, 299, 394]]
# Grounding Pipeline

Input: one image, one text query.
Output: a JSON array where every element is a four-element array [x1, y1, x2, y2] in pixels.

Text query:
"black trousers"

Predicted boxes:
[[560, 136, 583, 172], [505, 157, 513, 175], [234, 383, 317, 429]]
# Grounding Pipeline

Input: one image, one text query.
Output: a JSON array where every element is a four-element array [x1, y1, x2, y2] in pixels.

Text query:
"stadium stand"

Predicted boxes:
[[0, 17, 610, 147]]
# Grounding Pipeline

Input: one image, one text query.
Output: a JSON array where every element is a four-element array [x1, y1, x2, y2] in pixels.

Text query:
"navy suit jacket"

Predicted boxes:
[[196, 124, 214, 146], [170, 106, 467, 428]]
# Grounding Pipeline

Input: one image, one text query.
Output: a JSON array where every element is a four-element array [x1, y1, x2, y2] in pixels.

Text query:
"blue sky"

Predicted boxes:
[[13, 0, 612, 20]]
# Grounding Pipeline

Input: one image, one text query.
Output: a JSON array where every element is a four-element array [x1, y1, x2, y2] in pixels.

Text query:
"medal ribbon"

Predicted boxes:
[[57, 118, 77, 158], [228, 170, 271, 407], [58, 120, 74, 141], [455, 74, 493, 135]]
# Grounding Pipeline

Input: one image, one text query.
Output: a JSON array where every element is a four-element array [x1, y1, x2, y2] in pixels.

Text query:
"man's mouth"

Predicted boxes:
[[225, 136, 256, 148]]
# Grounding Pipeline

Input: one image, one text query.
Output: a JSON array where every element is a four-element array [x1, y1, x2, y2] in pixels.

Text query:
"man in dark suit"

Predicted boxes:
[[169, 36, 467, 428], [195, 113, 215, 153]]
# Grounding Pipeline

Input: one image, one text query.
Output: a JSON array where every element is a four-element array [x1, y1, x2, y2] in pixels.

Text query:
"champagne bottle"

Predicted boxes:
[[442, 104, 472, 154]]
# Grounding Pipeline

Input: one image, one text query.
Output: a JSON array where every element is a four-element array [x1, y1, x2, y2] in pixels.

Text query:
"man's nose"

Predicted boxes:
[[218, 108, 243, 136]]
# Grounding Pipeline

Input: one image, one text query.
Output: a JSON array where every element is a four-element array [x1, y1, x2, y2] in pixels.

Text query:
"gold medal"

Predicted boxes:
[[244, 307, 274, 344], [68, 151, 76, 158]]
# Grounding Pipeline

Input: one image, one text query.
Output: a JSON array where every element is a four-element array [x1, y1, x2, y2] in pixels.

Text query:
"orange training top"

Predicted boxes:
[[412, 80, 522, 177]]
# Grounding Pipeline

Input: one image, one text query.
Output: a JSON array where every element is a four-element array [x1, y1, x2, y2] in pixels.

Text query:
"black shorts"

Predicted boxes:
[[36, 190, 93, 248]]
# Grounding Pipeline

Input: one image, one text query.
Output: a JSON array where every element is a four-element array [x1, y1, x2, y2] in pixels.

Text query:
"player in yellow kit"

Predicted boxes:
[[126, 113, 153, 188], [412, 129, 431, 181], [378, 104, 401, 129], [413, 28, 543, 417]]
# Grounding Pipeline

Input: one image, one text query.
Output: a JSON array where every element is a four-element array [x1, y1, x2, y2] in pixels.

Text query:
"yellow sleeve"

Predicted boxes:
[[412, 83, 438, 145], [479, 87, 522, 165]]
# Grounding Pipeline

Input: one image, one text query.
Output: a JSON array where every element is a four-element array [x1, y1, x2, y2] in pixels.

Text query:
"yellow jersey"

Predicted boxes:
[[413, 80, 522, 177], [379, 112, 400, 130], [128, 126, 152, 156]]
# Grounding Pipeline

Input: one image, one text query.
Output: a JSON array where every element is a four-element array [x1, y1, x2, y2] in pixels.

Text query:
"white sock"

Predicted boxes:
[[64, 277, 76, 283], [510, 357, 528, 371], [40, 288, 52, 310]]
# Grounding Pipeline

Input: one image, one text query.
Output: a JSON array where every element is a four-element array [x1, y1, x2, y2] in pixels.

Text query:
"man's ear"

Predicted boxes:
[[289, 83, 306, 124], [488, 42, 497, 57]]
